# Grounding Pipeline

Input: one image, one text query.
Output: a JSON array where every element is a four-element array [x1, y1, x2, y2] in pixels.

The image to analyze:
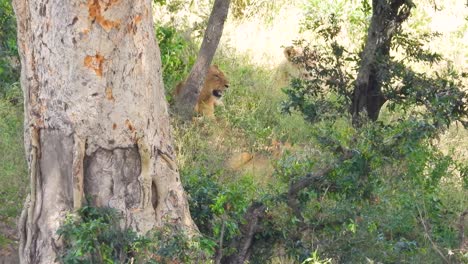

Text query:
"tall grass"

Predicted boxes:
[[0, 86, 27, 245]]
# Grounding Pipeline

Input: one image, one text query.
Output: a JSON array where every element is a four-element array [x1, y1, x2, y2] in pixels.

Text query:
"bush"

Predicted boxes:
[[0, 85, 27, 223], [0, 0, 19, 97], [57, 206, 211, 264], [254, 118, 467, 263], [155, 24, 196, 100], [182, 168, 256, 257]]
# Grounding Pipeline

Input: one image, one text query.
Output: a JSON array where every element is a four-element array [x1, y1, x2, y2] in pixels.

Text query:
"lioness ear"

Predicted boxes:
[[213, 64, 219, 69]]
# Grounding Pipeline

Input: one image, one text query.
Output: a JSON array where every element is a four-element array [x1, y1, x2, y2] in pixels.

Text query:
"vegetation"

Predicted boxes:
[[57, 206, 210, 263], [1, 0, 467, 263], [0, 0, 26, 250], [0, 0, 18, 97]]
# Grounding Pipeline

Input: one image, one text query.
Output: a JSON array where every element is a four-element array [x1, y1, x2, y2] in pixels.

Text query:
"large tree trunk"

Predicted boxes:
[[174, 0, 230, 120], [13, 1, 196, 263], [351, 0, 412, 124]]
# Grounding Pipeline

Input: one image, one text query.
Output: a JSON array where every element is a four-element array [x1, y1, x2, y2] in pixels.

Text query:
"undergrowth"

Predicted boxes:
[[0, 85, 27, 244], [57, 206, 212, 264], [1, 1, 467, 263]]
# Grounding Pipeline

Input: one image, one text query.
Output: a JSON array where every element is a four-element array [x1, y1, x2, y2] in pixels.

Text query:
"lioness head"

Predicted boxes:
[[205, 65, 229, 99], [284, 46, 300, 62]]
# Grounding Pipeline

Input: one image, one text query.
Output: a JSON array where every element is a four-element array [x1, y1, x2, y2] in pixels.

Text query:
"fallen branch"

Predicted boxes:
[[287, 166, 332, 223], [221, 202, 266, 264], [222, 149, 355, 263], [416, 205, 449, 263], [288, 147, 354, 221]]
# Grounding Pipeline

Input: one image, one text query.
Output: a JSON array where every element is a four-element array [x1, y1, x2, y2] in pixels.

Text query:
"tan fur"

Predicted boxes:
[[280, 46, 316, 81], [227, 139, 292, 178], [174, 65, 229, 117], [283, 46, 301, 63]]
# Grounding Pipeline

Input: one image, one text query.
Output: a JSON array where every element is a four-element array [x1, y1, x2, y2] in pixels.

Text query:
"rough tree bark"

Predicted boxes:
[[351, 0, 413, 124], [13, 1, 196, 263], [174, 0, 231, 120]]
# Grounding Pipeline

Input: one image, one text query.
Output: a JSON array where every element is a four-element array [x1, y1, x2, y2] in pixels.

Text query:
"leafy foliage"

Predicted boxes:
[[57, 206, 143, 264], [182, 168, 255, 258], [231, 0, 285, 22], [0, 0, 19, 97], [155, 24, 196, 98], [0, 85, 27, 247], [282, 8, 468, 130], [251, 118, 466, 263], [275, 2, 468, 262], [57, 206, 211, 264]]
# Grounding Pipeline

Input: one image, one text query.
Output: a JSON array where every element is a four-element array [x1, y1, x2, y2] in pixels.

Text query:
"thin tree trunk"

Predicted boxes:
[[351, 0, 412, 125], [221, 202, 266, 264], [174, 0, 231, 120], [13, 1, 196, 263]]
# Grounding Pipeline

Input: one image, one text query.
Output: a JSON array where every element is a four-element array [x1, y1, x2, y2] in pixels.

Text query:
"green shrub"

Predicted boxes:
[[282, 5, 467, 129], [182, 167, 258, 259], [57, 206, 142, 263], [155, 24, 196, 100], [0, 85, 27, 221], [250, 117, 466, 263], [57, 206, 211, 264], [0, 0, 19, 97]]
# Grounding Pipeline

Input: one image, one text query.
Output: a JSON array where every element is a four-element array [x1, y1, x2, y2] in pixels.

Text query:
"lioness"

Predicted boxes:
[[227, 139, 292, 178], [174, 65, 229, 117], [282, 45, 317, 80]]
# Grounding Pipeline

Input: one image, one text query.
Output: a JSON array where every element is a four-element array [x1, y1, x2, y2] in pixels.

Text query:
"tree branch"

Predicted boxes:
[[222, 149, 355, 263], [221, 202, 266, 264]]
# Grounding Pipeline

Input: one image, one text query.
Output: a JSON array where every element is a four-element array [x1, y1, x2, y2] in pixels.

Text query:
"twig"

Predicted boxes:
[[215, 215, 226, 264], [459, 210, 468, 251], [221, 203, 266, 264], [416, 205, 449, 263]]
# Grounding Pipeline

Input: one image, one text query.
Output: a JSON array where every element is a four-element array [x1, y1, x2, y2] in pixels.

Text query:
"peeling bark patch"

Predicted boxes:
[[112, 123, 117, 130], [125, 119, 135, 132], [81, 29, 90, 36], [105, 87, 114, 101], [40, 130, 74, 208], [87, 0, 121, 32], [84, 54, 105, 77], [168, 190, 179, 207], [84, 147, 141, 208], [127, 14, 143, 34], [134, 15, 142, 24]]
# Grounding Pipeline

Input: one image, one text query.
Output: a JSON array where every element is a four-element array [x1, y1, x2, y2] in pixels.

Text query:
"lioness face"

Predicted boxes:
[[205, 65, 229, 99], [284, 46, 300, 63]]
